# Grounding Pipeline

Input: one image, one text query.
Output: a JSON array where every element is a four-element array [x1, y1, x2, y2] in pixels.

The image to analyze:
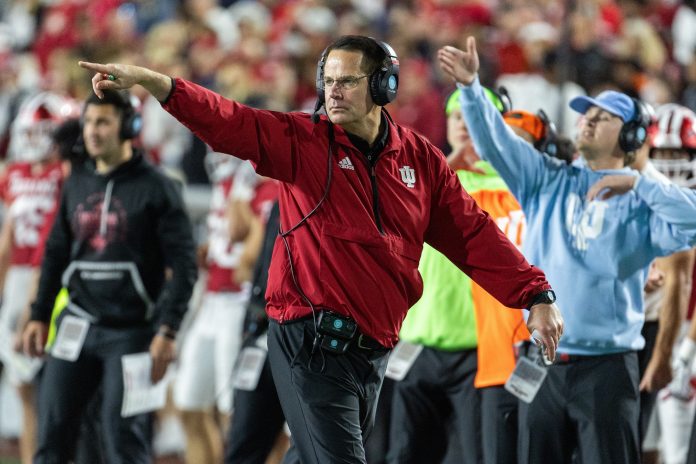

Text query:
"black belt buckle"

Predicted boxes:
[[356, 333, 383, 351]]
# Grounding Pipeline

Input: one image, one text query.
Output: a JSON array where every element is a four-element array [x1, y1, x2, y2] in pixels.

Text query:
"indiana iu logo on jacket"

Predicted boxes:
[[399, 165, 416, 188]]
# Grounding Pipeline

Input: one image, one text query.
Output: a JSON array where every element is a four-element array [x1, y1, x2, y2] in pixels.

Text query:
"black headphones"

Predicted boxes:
[[81, 91, 142, 141], [485, 86, 513, 115], [315, 38, 399, 108], [119, 101, 142, 140], [618, 98, 651, 153], [536, 109, 559, 157]]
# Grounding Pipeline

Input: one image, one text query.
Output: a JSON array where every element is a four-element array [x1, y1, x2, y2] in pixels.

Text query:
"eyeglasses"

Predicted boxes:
[[323, 75, 369, 90]]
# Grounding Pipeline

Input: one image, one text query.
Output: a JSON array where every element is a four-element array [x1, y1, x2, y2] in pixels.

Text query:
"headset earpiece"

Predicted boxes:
[[536, 109, 559, 157], [496, 87, 513, 114], [119, 106, 142, 140], [483, 86, 513, 115], [618, 99, 651, 153], [368, 40, 399, 106]]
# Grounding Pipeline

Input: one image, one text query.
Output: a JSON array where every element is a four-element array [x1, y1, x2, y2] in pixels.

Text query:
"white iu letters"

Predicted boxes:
[[399, 166, 416, 188], [565, 193, 608, 250]]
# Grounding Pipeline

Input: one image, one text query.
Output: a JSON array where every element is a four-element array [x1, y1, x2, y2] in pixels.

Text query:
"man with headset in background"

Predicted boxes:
[[21, 89, 198, 464], [439, 37, 696, 464], [79, 35, 564, 464]]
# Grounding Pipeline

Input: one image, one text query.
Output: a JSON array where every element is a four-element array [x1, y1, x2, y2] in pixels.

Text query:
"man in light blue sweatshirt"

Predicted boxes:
[[438, 38, 696, 464]]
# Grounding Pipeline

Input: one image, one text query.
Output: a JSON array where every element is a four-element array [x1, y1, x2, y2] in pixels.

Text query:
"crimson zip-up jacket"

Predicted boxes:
[[163, 78, 551, 348]]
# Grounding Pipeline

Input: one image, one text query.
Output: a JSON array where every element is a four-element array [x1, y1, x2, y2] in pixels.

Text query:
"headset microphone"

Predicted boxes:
[[311, 99, 323, 124]]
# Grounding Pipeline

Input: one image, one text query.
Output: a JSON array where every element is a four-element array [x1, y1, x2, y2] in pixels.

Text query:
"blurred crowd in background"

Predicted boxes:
[[2, 0, 696, 462], [1, 0, 696, 184]]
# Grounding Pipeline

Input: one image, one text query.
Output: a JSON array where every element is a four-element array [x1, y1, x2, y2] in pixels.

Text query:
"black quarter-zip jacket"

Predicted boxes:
[[30, 152, 198, 331]]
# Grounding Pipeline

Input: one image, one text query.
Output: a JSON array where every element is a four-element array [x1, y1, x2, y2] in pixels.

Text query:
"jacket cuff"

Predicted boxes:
[[160, 76, 177, 106], [157, 312, 183, 332], [30, 302, 51, 324]]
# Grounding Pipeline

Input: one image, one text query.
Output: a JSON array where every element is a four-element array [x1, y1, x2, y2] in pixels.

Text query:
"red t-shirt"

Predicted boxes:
[[0, 161, 64, 266], [206, 177, 279, 293]]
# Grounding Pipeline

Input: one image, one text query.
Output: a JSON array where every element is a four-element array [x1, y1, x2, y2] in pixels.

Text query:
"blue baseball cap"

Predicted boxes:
[[569, 90, 635, 123]]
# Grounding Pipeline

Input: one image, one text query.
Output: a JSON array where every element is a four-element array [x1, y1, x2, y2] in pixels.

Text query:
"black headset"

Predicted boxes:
[[485, 86, 513, 115], [536, 109, 559, 157], [618, 98, 651, 153], [315, 38, 399, 109], [118, 100, 142, 140], [81, 91, 142, 141]]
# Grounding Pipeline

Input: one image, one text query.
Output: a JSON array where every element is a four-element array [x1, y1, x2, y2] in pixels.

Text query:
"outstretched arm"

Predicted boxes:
[[438, 37, 556, 205], [78, 61, 172, 102], [79, 61, 300, 183]]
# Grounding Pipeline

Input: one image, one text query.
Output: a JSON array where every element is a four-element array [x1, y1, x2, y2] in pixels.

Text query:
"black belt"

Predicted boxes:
[[354, 332, 387, 352], [554, 352, 626, 364], [556, 353, 596, 363], [286, 313, 387, 353]]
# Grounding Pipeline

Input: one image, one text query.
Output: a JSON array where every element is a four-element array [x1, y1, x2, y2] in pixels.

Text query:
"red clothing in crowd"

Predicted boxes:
[[0, 161, 64, 266]]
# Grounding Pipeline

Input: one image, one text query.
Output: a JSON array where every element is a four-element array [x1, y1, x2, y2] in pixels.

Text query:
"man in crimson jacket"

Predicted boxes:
[[79, 35, 563, 464]]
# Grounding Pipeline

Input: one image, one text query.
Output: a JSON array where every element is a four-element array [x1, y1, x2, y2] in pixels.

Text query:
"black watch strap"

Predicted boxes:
[[527, 290, 556, 309]]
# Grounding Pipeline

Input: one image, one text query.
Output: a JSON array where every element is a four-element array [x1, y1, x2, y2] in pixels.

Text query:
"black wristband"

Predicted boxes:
[[527, 290, 556, 310]]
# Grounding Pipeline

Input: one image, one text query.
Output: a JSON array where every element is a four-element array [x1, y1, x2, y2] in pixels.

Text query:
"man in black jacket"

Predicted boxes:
[[21, 90, 198, 464]]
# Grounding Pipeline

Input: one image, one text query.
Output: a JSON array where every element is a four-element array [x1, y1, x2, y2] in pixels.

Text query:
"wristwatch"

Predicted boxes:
[[527, 290, 556, 309]]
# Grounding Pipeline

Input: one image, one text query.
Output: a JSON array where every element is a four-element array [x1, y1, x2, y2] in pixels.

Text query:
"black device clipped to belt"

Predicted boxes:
[[313, 309, 386, 354], [314, 310, 358, 354]]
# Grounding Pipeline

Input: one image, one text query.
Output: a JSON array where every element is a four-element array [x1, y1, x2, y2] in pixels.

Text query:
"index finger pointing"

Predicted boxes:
[[78, 61, 110, 73]]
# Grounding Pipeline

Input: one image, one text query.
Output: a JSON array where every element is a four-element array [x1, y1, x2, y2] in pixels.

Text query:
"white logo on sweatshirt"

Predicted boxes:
[[565, 193, 608, 250]]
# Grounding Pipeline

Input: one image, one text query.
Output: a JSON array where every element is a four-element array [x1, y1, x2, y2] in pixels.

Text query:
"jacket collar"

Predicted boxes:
[[314, 109, 402, 158]]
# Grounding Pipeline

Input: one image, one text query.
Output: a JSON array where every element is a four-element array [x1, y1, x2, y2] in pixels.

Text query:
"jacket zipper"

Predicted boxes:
[[100, 180, 115, 237], [366, 154, 384, 235]]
